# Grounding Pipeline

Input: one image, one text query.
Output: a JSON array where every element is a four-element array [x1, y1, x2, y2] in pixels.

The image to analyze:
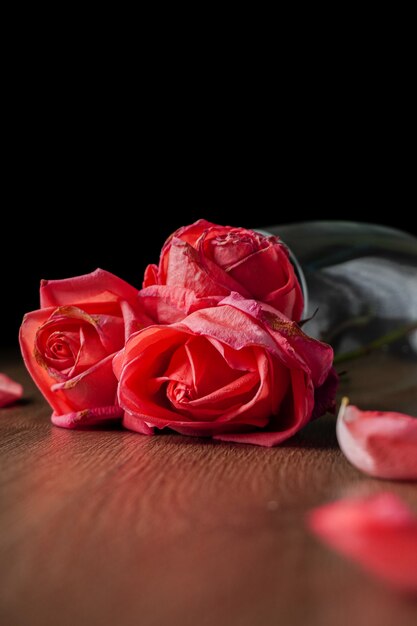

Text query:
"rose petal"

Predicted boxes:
[[213, 368, 309, 446], [217, 293, 334, 388], [337, 399, 417, 480], [49, 354, 120, 417], [311, 367, 339, 420], [158, 219, 215, 280], [308, 493, 417, 593], [51, 404, 123, 429], [40, 268, 138, 308], [165, 239, 232, 298], [143, 263, 159, 287], [225, 244, 304, 321], [138, 285, 222, 325], [0, 373, 23, 408]]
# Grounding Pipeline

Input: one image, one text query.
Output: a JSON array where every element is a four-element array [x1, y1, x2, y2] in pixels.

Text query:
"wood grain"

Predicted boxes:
[[0, 350, 416, 626]]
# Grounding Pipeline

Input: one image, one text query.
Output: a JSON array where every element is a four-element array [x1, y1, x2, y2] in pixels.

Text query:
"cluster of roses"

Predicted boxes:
[[8, 219, 417, 591], [19, 220, 337, 446]]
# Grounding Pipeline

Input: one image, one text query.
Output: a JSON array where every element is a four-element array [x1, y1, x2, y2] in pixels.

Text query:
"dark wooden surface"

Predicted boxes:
[[1, 350, 416, 626]]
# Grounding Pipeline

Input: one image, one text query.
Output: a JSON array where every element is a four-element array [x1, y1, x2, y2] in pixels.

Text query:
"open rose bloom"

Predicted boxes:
[[141, 219, 304, 324], [114, 294, 337, 446], [20, 269, 147, 428]]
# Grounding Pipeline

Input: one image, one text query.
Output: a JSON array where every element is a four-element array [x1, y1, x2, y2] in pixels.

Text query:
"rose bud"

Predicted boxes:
[[141, 219, 304, 324]]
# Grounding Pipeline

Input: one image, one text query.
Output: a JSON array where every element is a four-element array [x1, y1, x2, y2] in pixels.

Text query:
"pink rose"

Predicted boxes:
[[113, 293, 336, 446], [142, 219, 304, 323], [0, 373, 23, 407], [20, 269, 147, 428]]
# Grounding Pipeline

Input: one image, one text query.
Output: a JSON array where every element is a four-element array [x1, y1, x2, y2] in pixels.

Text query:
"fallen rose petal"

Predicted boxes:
[[308, 493, 417, 593], [337, 398, 417, 480], [0, 373, 23, 408]]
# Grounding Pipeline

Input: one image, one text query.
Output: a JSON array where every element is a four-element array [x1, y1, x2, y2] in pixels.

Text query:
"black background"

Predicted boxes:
[[2, 23, 415, 350], [2, 113, 415, 349]]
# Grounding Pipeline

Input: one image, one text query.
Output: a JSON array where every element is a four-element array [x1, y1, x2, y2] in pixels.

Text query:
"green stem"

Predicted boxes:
[[333, 322, 417, 365]]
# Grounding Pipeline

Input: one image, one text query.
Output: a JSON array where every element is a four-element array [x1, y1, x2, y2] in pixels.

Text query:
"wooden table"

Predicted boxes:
[[1, 350, 416, 626]]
